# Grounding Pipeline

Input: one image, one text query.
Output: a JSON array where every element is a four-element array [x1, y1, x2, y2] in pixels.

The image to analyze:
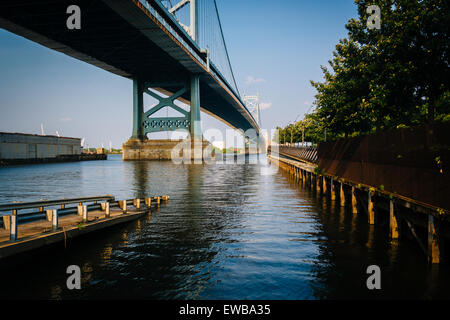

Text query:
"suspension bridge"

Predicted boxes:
[[0, 0, 261, 159]]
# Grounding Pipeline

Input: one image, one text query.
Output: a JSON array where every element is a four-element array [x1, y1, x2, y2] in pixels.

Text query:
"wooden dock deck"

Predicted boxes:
[[0, 196, 167, 260]]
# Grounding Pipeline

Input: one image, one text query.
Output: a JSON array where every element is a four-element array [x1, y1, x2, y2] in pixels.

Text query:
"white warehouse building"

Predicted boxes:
[[0, 132, 81, 161]]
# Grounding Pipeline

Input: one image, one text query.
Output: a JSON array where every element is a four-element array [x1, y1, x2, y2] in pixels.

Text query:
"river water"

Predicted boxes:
[[0, 154, 449, 299]]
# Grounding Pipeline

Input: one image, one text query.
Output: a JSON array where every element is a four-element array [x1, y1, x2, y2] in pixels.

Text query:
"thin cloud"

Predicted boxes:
[[59, 117, 72, 122], [260, 102, 272, 110], [245, 75, 265, 85]]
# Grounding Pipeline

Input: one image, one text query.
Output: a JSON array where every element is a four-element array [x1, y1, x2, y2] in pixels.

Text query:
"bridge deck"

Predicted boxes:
[[0, 0, 258, 132]]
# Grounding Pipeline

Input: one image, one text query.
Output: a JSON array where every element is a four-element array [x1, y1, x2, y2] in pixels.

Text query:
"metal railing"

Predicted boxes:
[[1, 195, 169, 242], [138, 0, 258, 129], [268, 145, 318, 164], [0, 195, 114, 212]]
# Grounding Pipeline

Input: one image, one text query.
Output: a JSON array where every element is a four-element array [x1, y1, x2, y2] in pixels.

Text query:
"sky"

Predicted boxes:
[[0, 0, 358, 148]]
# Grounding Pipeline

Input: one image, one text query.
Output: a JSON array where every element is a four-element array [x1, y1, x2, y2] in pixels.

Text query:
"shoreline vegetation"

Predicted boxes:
[[83, 148, 122, 155]]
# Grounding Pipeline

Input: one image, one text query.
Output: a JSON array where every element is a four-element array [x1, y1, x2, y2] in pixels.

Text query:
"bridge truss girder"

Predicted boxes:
[[143, 84, 191, 134], [131, 75, 202, 140]]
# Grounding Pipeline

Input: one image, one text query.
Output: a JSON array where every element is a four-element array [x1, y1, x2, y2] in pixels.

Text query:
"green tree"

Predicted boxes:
[[310, 0, 449, 139]]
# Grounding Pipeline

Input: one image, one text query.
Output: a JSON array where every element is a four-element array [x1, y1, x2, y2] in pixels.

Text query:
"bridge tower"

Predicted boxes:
[[123, 0, 208, 161], [243, 94, 262, 154], [243, 94, 261, 128]]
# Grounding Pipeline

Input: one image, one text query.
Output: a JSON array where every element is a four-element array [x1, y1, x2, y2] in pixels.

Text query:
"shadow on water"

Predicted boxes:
[[280, 170, 450, 300]]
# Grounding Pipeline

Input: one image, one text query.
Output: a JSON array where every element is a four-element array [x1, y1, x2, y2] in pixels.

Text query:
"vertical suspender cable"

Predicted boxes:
[[213, 0, 240, 98]]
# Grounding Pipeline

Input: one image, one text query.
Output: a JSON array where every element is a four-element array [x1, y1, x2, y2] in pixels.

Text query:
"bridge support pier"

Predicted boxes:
[[131, 78, 145, 141], [123, 75, 213, 161], [190, 74, 202, 140], [257, 134, 261, 155], [244, 134, 260, 156]]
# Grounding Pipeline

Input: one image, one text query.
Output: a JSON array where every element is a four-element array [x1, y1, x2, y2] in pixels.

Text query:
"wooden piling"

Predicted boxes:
[[0, 203, 158, 259], [351, 186, 358, 214], [269, 153, 448, 264], [2, 215, 10, 231], [428, 215, 440, 264], [119, 200, 127, 213], [368, 191, 375, 225], [10, 210, 17, 241], [340, 182, 345, 206], [105, 202, 110, 218], [46, 209, 53, 222], [145, 197, 152, 206], [389, 200, 398, 240], [330, 178, 336, 200], [316, 175, 321, 194], [134, 198, 141, 209]]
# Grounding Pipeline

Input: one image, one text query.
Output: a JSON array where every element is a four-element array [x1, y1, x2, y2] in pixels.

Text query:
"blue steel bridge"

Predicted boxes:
[[0, 0, 260, 141]]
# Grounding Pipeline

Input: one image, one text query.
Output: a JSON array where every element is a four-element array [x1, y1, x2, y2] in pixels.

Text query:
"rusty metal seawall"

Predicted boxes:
[[316, 122, 450, 211]]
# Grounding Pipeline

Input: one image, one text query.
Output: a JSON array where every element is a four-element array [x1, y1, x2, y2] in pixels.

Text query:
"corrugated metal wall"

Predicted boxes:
[[317, 123, 450, 210]]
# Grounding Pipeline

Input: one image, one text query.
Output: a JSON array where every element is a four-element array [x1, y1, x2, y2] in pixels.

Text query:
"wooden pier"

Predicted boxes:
[[0, 195, 169, 259], [268, 152, 449, 264]]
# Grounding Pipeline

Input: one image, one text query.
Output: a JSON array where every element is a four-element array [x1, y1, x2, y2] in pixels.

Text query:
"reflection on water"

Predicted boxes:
[[0, 154, 449, 299]]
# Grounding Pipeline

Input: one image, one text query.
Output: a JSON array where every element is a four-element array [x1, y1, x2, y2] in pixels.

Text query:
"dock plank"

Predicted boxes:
[[0, 207, 150, 259]]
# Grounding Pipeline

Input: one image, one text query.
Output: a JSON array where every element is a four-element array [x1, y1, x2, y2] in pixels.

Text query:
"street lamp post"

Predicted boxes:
[[302, 125, 305, 147], [290, 113, 302, 146]]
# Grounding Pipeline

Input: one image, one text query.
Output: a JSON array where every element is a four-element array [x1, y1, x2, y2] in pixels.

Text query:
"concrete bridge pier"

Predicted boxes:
[[244, 133, 261, 156], [123, 76, 212, 161]]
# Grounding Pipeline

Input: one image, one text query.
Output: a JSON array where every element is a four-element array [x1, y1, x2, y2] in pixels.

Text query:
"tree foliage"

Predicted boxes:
[[277, 0, 449, 143]]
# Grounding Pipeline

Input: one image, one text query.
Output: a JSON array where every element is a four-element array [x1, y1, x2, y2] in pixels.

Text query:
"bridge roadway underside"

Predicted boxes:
[[0, 0, 258, 132]]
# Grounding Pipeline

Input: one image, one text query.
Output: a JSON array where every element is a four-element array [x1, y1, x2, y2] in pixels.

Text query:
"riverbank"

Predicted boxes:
[[0, 153, 107, 166]]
